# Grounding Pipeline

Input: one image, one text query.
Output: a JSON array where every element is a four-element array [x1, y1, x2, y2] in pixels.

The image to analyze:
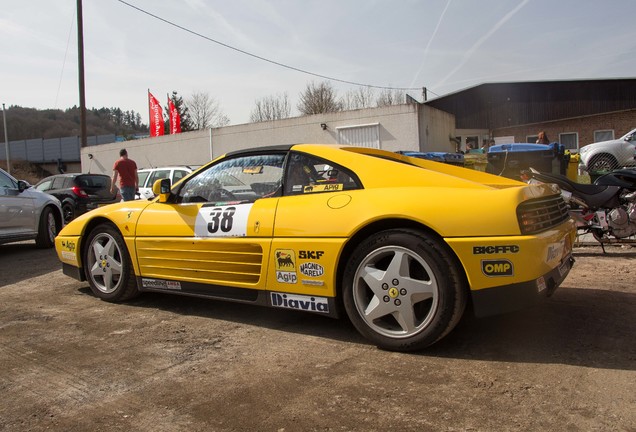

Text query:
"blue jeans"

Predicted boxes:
[[120, 186, 136, 201]]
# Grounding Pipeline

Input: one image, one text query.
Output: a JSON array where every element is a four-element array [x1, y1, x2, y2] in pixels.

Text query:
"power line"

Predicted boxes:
[[115, 0, 424, 92]]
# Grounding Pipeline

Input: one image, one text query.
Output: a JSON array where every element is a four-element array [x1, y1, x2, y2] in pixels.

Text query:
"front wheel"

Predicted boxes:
[[342, 229, 467, 351], [83, 224, 139, 302]]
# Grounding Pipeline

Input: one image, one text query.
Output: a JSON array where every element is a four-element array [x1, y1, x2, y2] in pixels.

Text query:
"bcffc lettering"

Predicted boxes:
[[473, 245, 520, 254]]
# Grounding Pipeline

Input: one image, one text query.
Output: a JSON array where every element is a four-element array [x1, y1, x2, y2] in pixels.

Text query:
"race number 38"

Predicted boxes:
[[194, 203, 253, 237]]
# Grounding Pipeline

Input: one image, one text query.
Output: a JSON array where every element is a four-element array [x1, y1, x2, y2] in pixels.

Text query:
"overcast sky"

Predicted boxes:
[[2, 0, 635, 126]]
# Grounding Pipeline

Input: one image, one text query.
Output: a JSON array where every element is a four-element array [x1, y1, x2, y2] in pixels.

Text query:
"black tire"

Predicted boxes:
[[62, 202, 75, 224], [588, 154, 617, 172], [35, 207, 59, 248], [342, 229, 467, 352], [83, 223, 139, 302]]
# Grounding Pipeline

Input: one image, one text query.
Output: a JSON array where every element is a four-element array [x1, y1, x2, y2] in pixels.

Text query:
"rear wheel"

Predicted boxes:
[[83, 224, 139, 301], [343, 229, 467, 351], [35, 207, 59, 248], [62, 202, 75, 224]]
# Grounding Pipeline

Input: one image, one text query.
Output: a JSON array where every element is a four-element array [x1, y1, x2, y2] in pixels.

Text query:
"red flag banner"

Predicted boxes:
[[168, 98, 181, 134], [148, 91, 165, 137]]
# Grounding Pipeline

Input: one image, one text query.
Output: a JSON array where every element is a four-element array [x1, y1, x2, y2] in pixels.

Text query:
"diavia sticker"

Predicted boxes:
[[194, 203, 253, 237]]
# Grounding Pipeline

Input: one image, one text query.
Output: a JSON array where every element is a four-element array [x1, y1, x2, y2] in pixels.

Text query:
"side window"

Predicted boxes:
[[35, 179, 53, 191], [284, 151, 361, 196], [138, 171, 150, 188], [52, 177, 66, 189], [0, 171, 17, 189], [148, 169, 170, 186], [172, 169, 189, 183], [177, 154, 285, 204]]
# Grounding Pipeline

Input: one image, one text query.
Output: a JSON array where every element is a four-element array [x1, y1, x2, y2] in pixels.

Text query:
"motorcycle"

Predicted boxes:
[[522, 168, 636, 251]]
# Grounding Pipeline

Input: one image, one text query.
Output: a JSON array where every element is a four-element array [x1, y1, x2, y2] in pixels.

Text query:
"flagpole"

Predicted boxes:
[[2, 103, 10, 174], [147, 89, 151, 134]]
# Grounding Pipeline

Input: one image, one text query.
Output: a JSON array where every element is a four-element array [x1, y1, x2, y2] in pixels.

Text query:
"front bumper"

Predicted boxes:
[[471, 254, 574, 317]]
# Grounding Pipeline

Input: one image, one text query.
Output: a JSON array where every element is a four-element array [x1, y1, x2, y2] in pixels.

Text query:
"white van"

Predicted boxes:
[[137, 166, 193, 199]]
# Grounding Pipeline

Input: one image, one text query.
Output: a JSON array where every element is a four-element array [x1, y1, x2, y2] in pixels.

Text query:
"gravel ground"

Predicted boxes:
[[0, 242, 634, 432]]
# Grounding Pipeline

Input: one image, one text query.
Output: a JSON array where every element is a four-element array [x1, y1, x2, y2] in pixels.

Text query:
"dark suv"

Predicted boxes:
[[35, 173, 119, 223]]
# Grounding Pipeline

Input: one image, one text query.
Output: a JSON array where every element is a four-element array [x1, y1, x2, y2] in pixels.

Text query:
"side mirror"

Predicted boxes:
[[17, 180, 30, 192], [152, 178, 171, 203]]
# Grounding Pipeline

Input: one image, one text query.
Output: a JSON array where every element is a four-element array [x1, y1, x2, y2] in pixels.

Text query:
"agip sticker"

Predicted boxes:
[[275, 249, 297, 284]]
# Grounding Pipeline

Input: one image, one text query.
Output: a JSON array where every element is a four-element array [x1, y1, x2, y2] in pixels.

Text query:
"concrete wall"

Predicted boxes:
[[81, 103, 455, 175], [418, 105, 457, 152]]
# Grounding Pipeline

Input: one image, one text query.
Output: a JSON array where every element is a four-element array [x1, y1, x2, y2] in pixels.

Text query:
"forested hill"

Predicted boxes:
[[1, 105, 149, 141]]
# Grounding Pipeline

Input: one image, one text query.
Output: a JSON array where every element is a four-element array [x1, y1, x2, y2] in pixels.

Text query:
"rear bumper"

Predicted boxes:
[[471, 254, 574, 317]]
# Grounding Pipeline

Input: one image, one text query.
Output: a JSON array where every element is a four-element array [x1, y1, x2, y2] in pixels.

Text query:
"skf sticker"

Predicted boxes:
[[304, 184, 343, 193], [481, 260, 514, 277], [270, 292, 329, 313], [194, 203, 253, 237], [299, 262, 324, 277], [298, 250, 324, 260], [275, 249, 297, 284], [473, 245, 520, 254]]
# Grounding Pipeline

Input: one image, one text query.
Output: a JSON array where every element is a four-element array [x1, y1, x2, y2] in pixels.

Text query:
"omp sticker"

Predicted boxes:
[[61, 251, 76, 262], [299, 262, 324, 277], [194, 203, 253, 237], [275, 249, 297, 284], [142, 278, 182, 290], [270, 292, 329, 313], [481, 259, 514, 277], [303, 184, 343, 193]]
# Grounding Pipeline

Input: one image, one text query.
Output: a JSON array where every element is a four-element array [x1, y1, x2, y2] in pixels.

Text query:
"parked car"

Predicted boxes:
[[55, 144, 575, 352], [35, 173, 119, 224], [137, 166, 193, 199], [579, 128, 636, 172], [0, 167, 63, 248]]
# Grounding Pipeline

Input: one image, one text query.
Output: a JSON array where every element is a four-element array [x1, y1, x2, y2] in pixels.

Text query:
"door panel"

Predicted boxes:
[[134, 198, 278, 289]]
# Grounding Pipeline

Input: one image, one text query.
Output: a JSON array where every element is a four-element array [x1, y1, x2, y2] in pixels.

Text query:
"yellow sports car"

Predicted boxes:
[[56, 144, 576, 351]]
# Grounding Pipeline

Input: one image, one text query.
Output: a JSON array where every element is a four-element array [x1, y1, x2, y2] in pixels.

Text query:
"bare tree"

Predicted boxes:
[[186, 91, 230, 129], [341, 87, 375, 111], [297, 81, 342, 115], [250, 93, 292, 122], [376, 88, 406, 107]]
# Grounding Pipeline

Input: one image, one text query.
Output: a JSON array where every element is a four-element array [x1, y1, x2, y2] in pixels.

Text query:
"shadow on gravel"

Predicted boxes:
[[427, 287, 636, 371], [78, 283, 635, 371], [0, 244, 60, 287]]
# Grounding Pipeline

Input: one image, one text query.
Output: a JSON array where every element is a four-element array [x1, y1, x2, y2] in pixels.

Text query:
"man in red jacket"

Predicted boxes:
[[110, 148, 138, 201]]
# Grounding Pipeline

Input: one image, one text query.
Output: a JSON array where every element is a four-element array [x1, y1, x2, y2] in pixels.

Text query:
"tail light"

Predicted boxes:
[[71, 186, 89, 198]]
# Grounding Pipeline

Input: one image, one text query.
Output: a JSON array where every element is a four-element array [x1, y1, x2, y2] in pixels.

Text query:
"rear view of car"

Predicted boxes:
[[35, 173, 119, 223]]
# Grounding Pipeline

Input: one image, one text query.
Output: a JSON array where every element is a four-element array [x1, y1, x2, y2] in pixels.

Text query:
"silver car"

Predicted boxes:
[[579, 128, 636, 172], [0, 168, 63, 248]]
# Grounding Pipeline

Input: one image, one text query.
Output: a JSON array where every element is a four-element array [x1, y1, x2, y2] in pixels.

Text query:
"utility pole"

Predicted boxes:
[[77, 0, 87, 148], [2, 103, 9, 174], [422, 87, 428, 102]]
